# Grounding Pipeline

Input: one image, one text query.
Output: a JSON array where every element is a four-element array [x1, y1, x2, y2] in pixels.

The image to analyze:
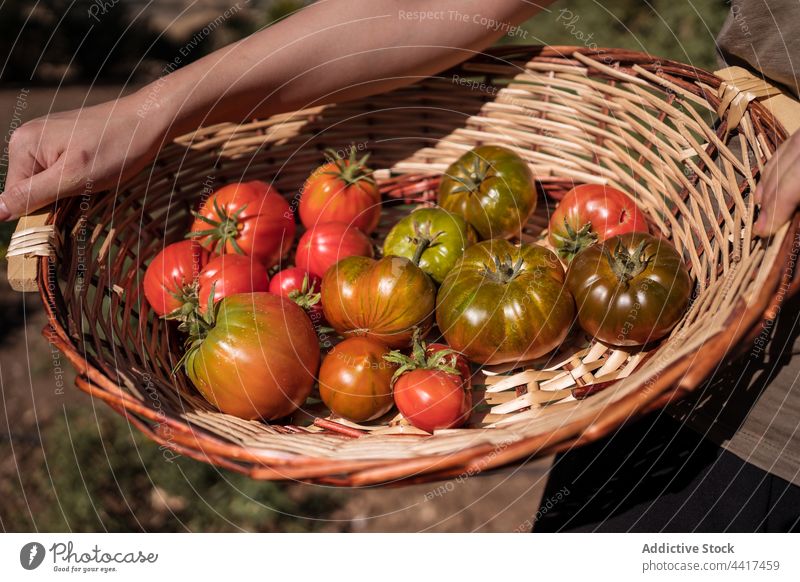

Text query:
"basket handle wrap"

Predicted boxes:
[[6, 209, 53, 292]]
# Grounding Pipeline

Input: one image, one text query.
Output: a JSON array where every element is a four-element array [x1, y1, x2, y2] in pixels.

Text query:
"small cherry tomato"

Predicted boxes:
[[295, 221, 374, 279], [269, 267, 321, 298], [197, 254, 270, 312], [393, 370, 471, 433], [384, 335, 471, 432], [269, 267, 325, 326]]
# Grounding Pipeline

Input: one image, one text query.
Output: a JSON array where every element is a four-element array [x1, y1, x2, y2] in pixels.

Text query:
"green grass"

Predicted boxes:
[[509, 0, 729, 71], [0, 410, 344, 532]]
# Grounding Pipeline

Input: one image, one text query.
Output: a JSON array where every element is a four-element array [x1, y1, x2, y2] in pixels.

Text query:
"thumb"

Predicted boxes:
[[0, 160, 73, 220]]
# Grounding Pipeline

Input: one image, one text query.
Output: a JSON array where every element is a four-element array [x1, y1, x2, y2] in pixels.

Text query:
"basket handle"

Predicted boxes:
[[5, 209, 53, 292], [714, 67, 800, 296]]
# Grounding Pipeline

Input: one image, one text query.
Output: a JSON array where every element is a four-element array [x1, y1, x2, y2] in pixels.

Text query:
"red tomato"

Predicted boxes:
[[295, 221, 374, 279], [393, 370, 471, 433], [184, 293, 319, 420], [426, 343, 471, 389], [197, 254, 270, 312], [318, 337, 396, 422], [549, 184, 649, 261], [269, 267, 325, 325], [299, 148, 381, 233], [383, 336, 472, 432], [143, 240, 209, 317], [269, 267, 321, 298], [189, 181, 296, 269]]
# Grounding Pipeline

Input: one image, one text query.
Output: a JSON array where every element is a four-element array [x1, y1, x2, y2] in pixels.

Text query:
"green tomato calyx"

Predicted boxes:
[[171, 282, 220, 376], [323, 146, 375, 188], [449, 155, 493, 196], [555, 218, 598, 262], [483, 253, 525, 284], [383, 329, 461, 386], [288, 273, 322, 311], [603, 238, 650, 285], [188, 197, 247, 255], [164, 283, 200, 330]]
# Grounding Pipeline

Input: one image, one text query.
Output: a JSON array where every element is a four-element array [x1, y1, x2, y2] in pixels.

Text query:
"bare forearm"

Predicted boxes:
[[141, 0, 552, 139]]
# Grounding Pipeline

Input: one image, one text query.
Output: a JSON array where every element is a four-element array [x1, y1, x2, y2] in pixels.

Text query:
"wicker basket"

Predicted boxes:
[[9, 46, 800, 486]]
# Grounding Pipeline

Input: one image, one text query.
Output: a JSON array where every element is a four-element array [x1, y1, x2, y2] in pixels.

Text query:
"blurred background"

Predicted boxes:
[[0, 0, 729, 532]]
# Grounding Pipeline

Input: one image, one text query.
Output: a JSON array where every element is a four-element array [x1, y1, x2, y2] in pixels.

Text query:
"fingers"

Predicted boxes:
[[0, 159, 74, 220], [754, 135, 800, 237]]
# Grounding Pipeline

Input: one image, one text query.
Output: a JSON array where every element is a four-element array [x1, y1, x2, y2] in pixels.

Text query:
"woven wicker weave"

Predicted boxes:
[[28, 46, 799, 486]]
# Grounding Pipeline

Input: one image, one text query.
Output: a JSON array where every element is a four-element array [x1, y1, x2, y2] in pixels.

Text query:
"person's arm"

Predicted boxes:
[[755, 131, 800, 236], [0, 0, 551, 220]]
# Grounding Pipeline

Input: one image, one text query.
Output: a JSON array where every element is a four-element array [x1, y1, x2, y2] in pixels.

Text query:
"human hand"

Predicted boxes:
[[0, 93, 165, 221], [755, 130, 800, 236]]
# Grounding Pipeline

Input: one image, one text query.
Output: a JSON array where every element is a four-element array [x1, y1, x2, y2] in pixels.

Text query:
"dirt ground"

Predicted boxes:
[[0, 87, 552, 533]]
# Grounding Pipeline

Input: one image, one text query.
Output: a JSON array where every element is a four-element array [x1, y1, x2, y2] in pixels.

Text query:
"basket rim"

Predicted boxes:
[[34, 44, 799, 486]]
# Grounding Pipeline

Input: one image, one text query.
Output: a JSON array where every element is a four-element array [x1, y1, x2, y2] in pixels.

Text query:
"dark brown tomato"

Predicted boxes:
[[566, 232, 692, 346]]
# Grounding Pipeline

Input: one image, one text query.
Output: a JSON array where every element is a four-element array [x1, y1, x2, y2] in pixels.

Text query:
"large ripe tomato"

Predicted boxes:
[[269, 267, 325, 326], [189, 181, 295, 269], [321, 255, 436, 348], [295, 221, 374, 279], [436, 239, 575, 365], [382, 207, 477, 284], [299, 148, 381, 233], [566, 232, 692, 346], [384, 336, 471, 432], [184, 293, 319, 420], [318, 337, 396, 422], [197, 254, 270, 313], [143, 240, 209, 317], [438, 145, 537, 240], [549, 184, 649, 261]]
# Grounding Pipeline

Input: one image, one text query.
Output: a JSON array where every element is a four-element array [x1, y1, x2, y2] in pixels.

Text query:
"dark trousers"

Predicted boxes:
[[533, 412, 800, 532]]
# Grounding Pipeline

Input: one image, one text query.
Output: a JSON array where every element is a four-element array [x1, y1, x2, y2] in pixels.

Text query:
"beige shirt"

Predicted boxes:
[[670, 0, 800, 486]]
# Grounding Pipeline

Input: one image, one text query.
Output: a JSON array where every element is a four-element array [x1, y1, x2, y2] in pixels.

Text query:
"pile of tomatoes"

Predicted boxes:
[[143, 145, 693, 432]]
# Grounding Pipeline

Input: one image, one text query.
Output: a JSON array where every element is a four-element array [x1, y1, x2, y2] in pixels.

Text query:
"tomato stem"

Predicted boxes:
[[449, 156, 492, 197], [409, 220, 445, 266], [323, 146, 375, 187], [383, 329, 460, 386], [554, 218, 598, 262], [187, 199, 247, 255], [483, 253, 525, 283], [287, 273, 322, 310], [603, 238, 650, 285]]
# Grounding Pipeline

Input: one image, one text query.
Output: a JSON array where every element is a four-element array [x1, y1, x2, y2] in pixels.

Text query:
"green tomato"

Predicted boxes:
[[438, 145, 537, 240], [382, 207, 477, 284], [436, 239, 575, 365]]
